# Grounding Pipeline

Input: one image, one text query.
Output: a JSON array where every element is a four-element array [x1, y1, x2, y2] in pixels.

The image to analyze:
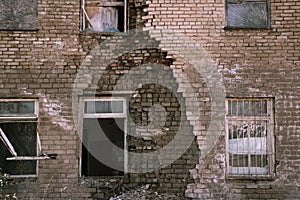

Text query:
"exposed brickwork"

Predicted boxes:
[[144, 0, 300, 199], [0, 0, 299, 199]]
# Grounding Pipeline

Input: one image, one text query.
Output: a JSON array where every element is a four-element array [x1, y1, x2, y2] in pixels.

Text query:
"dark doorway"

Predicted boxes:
[[82, 118, 125, 176]]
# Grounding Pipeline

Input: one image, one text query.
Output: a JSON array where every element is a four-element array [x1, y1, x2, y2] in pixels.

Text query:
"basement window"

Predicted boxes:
[[225, 0, 271, 28], [225, 98, 274, 179], [0, 0, 38, 30], [0, 100, 39, 177], [80, 0, 127, 32], [80, 98, 127, 176]]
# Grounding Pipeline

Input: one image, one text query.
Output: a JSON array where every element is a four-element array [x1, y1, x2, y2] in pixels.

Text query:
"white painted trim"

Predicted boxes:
[[9, 174, 37, 178], [0, 128, 17, 156], [0, 116, 37, 120], [6, 156, 51, 161], [124, 0, 127, 32], [0, 99, 36, 102], [83, 113, 126, 118]]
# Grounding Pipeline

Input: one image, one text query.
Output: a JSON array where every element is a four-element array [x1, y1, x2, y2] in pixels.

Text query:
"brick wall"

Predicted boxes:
[[143, 0, 300, 199], [0, 0, 299, 199]]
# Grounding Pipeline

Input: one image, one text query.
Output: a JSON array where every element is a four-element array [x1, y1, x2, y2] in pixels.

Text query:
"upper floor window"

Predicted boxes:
[[80, 0, 127, 32], [0, 0, 38, 30], [0, 100, 39, 177], [225, 0, 271, 28], [225, 98, 275, 179]]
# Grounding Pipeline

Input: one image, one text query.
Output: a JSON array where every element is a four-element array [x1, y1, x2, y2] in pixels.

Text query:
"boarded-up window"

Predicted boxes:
[[0, 0, 38, 30], [225, 0, 270, 28], [0, 100, 38, 177], [225, 98, 275, 178], [81, 0, 127, 32]]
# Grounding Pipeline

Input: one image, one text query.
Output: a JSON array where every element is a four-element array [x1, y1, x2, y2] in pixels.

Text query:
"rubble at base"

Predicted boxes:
[[109, 184, 183, 200]]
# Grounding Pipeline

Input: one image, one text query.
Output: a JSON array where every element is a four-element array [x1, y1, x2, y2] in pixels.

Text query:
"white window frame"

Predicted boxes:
[[80, 0, 128, 32], [225, 98, 275, 179], [0, 99, 39, 178], [79, 97, 127, 176]]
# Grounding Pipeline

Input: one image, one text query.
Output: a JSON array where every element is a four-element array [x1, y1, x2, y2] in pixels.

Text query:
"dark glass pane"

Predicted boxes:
[[243, 100, 249, 116], [0, 101, 35, 114], [238, 101, 243, 116], [231, 100, 237, 116], [117, 6, 124, 32], [227, 100, 232, 115], [228, 99, 268, 116], [0, 122, 37, 175], [0, 0, 38, 30], [85, 101, 123, 114], [82, 118, 125, 176], [229, 154, 248, 167], [251, 155, 268, 167], [255, 100, 268, 116], [227, 3, 269, 28]]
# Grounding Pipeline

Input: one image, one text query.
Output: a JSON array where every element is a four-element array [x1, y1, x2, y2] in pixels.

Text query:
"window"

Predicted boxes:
[[225, 0, 271, 28], [225, 98, 274, 178], [80, 0, 127, 32], [80, 98, 127, 176], [0, 0, 38, 30], [0, 100, 38, 177]]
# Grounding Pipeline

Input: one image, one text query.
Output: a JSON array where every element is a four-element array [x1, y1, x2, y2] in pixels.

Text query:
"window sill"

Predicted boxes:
[[226, 175, 275, 182], [79, 31, 127, 37], [223, 26, 272, 30], [6, 176, 37, 184], [0, 29, 39, 32]]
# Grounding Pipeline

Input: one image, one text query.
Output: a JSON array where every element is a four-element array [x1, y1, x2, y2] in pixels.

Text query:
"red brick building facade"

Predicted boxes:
[[0, 0, 299, 199]]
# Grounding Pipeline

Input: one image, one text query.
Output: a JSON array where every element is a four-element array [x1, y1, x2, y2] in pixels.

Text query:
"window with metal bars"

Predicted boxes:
[[225, 0, 271, 28], [80, 0, 127, 32], [225, 98, 275, 178]]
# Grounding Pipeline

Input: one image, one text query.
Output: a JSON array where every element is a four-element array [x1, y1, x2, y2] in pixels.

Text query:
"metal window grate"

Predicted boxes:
[[225, 0, 271, 28], [226, 98, 274, 178]]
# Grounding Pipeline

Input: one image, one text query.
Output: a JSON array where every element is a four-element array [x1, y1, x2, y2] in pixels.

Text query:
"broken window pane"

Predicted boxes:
[[81, 0, 126, 32], [226, 0, 270, 28], [0, 122, 37, 175], [0, 0, 38, 30]]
